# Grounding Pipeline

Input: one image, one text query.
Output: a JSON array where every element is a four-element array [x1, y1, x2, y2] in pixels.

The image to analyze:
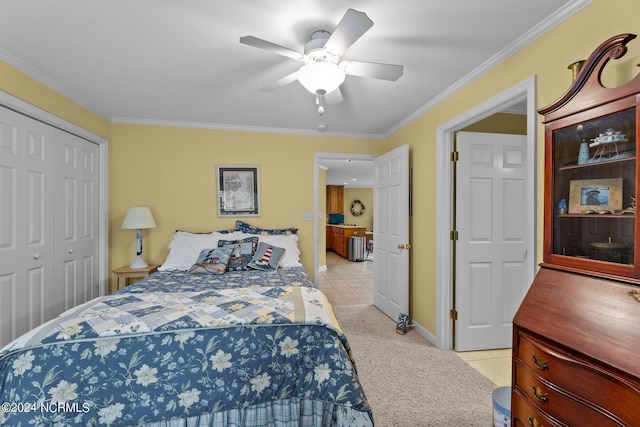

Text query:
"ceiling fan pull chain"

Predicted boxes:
[[316, 89, 327, 116]]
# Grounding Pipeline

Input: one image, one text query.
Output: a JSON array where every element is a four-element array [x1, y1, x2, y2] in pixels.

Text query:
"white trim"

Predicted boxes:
[[434, 76, 537, 350], [112, 117, 386, 140], [384, 0, 592, 138], [412, 320, 438, 347], [0, 48, 112, 120], [0, 90, 110, 298], [0, 2, 590, 140], [313, 152, 377, 286]]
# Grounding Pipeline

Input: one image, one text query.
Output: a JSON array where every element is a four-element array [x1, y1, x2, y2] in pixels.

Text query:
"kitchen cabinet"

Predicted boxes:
[[326, 225, 366, 259], [512, 34, 640, 427], [326, 185, 344, 214]]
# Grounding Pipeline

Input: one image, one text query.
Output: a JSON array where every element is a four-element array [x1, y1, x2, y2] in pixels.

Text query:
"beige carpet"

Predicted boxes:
[[334, 304, 495, 427]]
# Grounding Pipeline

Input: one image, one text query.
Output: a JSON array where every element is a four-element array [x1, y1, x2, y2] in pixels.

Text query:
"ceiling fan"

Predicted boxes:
[[240, 9, 403, 115]]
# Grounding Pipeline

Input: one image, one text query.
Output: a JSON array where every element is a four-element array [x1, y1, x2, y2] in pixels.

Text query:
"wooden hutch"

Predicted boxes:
[[512, 34, 640, 426]]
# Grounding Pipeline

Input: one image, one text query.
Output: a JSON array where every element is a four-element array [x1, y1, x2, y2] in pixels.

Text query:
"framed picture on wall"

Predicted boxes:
[[216, 165, 260, 217]]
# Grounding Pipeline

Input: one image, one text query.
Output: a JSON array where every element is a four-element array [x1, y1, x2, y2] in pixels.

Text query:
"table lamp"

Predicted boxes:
[[122, 207, 156, 268]]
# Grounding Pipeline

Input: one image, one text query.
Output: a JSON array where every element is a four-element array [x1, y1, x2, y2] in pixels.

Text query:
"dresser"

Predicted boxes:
[[512, 269, 640, 426], [512, 34, 640, 426]]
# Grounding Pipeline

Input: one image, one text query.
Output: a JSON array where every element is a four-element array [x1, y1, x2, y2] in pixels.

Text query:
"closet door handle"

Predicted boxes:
[[68, 249, 74, 254], [33, 253, 41, 259]]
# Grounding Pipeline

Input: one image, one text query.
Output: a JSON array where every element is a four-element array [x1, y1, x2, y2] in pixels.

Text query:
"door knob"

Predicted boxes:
[[33, 253, 40, 259], [398, 244, 405, 250], [406, 243, 412, 250], [68, 249, 74, 254]]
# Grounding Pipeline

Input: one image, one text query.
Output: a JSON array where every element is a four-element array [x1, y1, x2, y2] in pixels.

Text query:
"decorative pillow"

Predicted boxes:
[[248, 242, 286, 272], [160, 231, 235, 271], [258, 234, 302, 268], [235, 220, 298, 236], [217, 237, 259, 271], [188, 246, 233, 274]]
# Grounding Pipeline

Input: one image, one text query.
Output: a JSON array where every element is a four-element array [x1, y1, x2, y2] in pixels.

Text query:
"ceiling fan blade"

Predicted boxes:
[[240, 36, 304, 61], [340, 60, 404, 81], [324, 9, 373, 56], [258, 71, 300, 92], [324, 87, 343, 105]]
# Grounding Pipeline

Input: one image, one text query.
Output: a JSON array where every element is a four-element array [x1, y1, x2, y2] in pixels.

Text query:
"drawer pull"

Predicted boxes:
[[530, 385, 549, 403], [528, 416, 543, 427], [531, 354, 549, 370]]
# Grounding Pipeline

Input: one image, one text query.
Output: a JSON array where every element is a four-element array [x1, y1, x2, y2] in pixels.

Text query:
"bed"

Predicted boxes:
[[0, 223, 374, 426]]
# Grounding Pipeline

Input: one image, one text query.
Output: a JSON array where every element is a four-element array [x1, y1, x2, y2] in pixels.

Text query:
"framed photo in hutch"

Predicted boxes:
[[216, 165, 260, 217], [568, 178, 623, 214]]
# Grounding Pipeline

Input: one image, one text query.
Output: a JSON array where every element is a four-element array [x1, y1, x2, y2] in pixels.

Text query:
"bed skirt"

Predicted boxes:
[[141, 398, 373, 427]]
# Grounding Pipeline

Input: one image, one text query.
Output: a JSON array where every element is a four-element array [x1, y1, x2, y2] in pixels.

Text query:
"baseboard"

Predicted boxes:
[[412, 320, 439, 348], [319, 265, 327, 272]]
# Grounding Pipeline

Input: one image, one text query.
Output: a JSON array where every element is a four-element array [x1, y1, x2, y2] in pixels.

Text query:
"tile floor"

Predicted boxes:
[[318, 250, 512, 387], [318, 251, 373, 306]]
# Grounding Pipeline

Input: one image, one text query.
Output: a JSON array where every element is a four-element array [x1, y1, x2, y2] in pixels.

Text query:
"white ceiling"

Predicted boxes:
[[322, 158, 375, 187], [0, 0, 583, 140]]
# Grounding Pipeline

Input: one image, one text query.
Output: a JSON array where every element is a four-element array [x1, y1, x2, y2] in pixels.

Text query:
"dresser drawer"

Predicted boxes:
[[512, 389, 562, 427], [517, 332, 640, 425], [514, 363, 620, 427]]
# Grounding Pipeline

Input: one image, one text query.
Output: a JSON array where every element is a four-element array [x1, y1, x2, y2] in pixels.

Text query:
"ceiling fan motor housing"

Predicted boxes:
[[305, 30, 338, 63]]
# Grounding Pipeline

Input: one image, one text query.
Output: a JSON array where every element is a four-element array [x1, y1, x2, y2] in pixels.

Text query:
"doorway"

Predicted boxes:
[[314, 145, 410, 321], [314, 152, 377, 298], [435, 77, 538, 350]]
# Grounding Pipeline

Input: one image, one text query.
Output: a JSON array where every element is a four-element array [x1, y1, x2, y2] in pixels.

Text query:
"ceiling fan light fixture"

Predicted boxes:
[[297, 62, 345, 94]]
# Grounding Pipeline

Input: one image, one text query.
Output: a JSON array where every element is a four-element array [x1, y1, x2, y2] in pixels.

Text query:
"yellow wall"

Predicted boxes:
[[2, 0, 638, 339], [0, 61, 110, 138], [343, 187, 373, 231], [460, 112, 527, 134], [108, 123, 386, 289], [319, 168, 327, 267], [385, 0, 640, 334]]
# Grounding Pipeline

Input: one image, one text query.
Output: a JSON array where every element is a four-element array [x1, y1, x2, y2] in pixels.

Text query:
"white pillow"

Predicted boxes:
[[160, 231, 236, 271], [256, 234, 303, 268]]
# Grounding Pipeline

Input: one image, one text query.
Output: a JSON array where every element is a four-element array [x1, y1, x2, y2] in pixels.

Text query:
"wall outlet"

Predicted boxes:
[[303, 211, 312, 221]]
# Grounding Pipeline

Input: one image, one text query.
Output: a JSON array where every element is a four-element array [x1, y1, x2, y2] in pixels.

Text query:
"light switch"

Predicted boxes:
[[303, 211, 312, 221]]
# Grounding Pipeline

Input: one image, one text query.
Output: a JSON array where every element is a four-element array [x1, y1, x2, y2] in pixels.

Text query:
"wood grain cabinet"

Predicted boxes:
[[513, 34, 640, 427], [326, 225, 366, 259], [326, 185, 344, 214]]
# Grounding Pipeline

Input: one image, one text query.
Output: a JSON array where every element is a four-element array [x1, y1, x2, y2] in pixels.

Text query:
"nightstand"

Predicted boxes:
[[112, 264, 158, 291]]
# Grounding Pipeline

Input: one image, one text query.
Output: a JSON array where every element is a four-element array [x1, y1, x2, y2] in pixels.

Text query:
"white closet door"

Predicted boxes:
[[0, 107, 55, 344], [55, 130, 100, 313]]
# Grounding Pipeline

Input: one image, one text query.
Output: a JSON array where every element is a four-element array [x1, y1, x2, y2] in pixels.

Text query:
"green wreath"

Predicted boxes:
[[350, 200, 365, 216]]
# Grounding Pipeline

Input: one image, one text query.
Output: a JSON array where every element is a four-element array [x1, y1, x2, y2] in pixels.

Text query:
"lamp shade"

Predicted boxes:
[[297, 62, 345, 94], [122, 207, 156, 229]]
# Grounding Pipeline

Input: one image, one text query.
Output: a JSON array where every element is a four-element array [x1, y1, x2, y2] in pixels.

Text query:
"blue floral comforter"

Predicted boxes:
[[0, 280, 373, 426]]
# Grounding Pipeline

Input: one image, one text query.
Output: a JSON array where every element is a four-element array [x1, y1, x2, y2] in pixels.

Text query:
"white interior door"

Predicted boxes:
[[373, 144, 410, 321], [455, 132, 529, 351]]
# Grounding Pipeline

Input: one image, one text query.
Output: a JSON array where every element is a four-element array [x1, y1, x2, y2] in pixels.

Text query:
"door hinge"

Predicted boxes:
[[449, 309, 458, 320], [450, 230, 458, 241], [450, 151, 459, 162]]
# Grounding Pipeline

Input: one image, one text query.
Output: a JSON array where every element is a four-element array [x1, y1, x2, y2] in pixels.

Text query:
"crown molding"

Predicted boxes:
[[384, 0, 593, 138]]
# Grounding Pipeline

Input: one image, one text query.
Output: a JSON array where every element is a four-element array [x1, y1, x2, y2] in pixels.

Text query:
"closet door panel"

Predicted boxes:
[[0, 107, 55, 343], [22, 117, 55, 328], [0, 107, 20, 345], [55, 130, 99, 310]]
